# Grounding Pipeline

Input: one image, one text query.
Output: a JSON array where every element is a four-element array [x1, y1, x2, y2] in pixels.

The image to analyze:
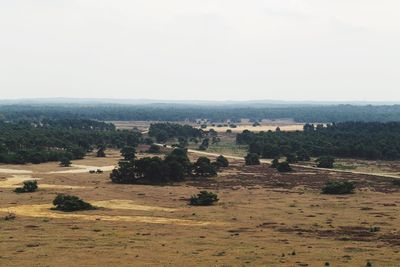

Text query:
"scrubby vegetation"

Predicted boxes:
[[316, 156, 335, 168], [245, 153, 260, 165], [322, 180, 356, 195], [52, 194, 95, 212], [189, 191, 219, 206], [237, 122, 400, 160], [14, 180, 38, 193], [216, 155, 229, 168], [276, 161, 292, 172], [148, 122, 203, 143], [0, 119, 142, 164]]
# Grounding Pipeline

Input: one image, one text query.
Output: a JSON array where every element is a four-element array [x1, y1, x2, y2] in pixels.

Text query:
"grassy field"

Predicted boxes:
[[1, 149, 400, 266]]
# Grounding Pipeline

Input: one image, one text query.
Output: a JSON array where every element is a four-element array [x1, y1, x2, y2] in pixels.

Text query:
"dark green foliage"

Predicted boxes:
[[392, 179, 400, 186], [237, 122, 400, 161], [285, 153, 297, 164], [193, 157, 217, 177], [59, 157, 71, 167], [0, 119, 141, 164], [189, 191, 219, 206], [52, 194, 95, 212], [110, 148, 192, 184], [4, 104, 400, 123], [316, 156, 335, 168], [147, 144, 160, 153], [96, 146, 106, 157], [216, 155, 229, 168], [322, 180, 355, 195], [245, 153, 260, 165], [276, 161, 292, 172], [198, 138, 209, 151], [296, 150, 311, 161], [148, 123, 203, 142], [121, 146, 136, 161], [14, 180, 38, 193], [270, 158, 279, 168]]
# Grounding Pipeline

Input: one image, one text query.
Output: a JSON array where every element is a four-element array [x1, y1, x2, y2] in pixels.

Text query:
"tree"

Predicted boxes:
[[277, 161, 292, 172], [316, 156, 335, 168], [52, 194, 95, 211], [193, 157, 217, 176], [59, 157, 71, 167], [245, 153, 260, 165], [216, 155, 229, 168], [285, 153, 297, 164], [297, 150, 310, 161], [96, 146, 106, 157], [270, 158, 279, 168], [121, 146, 136, 161], [14, 180, 38, 193]]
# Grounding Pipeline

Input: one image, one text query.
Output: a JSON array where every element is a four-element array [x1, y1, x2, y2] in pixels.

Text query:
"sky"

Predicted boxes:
[[0, 0, 399, 101]]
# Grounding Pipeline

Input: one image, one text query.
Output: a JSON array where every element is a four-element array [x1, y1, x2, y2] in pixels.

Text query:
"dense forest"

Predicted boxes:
[[2, 104, 400, 123], [0, 119, 141, 164], [148, 122, 203, 142], [237, 122, 400, 160]]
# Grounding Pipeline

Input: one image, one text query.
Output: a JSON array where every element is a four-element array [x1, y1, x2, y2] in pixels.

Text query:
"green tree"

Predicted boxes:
[[245, 153, 260, 165]]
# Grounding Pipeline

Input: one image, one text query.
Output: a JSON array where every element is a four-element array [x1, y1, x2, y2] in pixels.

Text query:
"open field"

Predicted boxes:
[[110, 120, 305, 133], [1, 149, 400, 266]]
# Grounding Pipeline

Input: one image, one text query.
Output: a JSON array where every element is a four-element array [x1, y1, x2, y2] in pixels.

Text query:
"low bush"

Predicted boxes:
[[316, 156, 335, 168], [245, 153, 260, 165], [189, 191, 219, 206], [52, 194, 95, 212], [277, 161, 292, 172], [392, 179, 400, 186], [14, 180, 38, 193], [216, 155, 229, 168], [322, 180, 355, 195]]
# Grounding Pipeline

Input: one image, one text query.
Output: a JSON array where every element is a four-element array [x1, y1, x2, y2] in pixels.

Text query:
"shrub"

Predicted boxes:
[[392, 179, 400, 186], [316, 156, 335, 168], [277, 161, 292, 172], [216, 155, 229, 168], [245, 153, 260, 165], [270, 158, 279, 168], [59, 157, 71, 167], [322, 180, 355, 195], [193, 157, 217, 176], [189, 191, 219, 206], [285, 153, 297, 164], [52, 194, 95, 212], [14, 180, 38, 193]]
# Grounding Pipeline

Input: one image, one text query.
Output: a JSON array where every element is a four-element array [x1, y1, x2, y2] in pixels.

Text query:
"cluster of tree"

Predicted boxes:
[[237, 122, 400, 161], [3, 104, 400, 123], [0, 120, 142, 164], [148, 123, 203, 143], [110, 148, 229, 184], [52, 194, 95, 212], [14, 180, 38, 193]]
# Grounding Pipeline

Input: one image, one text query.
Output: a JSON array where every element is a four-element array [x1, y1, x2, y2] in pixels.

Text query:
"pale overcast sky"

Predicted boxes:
[[0, 0, 399, 101]]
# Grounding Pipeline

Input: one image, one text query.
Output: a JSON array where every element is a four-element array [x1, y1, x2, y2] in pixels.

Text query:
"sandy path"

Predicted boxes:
[[0, 175, 86, 189], [0, 202, 223, 226], [46, 164, 116, 174], [158, 144, 400, 179]]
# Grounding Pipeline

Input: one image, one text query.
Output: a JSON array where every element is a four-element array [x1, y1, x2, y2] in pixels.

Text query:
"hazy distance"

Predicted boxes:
[[1, 0, 399, 101]]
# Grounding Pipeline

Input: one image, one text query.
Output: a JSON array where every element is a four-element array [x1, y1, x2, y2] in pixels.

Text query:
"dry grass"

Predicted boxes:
[[1, 152, 400, 266]]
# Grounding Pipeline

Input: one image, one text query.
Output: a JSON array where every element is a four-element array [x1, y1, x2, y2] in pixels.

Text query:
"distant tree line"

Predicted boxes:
[[0, 120, 142, 164], [2, 104, 400, 123], [237, 122, 400, 160], [148, 122, 203, 143]]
